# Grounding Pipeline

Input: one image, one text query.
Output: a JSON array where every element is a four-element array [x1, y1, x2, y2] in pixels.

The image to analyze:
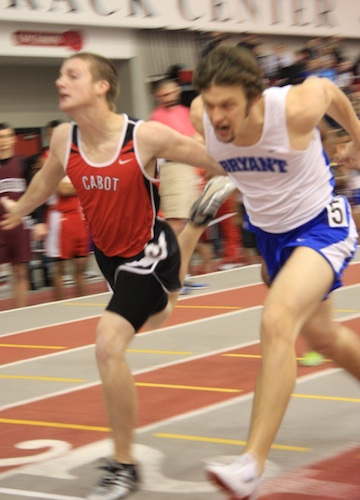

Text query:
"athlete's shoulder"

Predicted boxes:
[[190, 96, 205, 136], [264, 85, 291, 99], [51, 122, 72, 146]]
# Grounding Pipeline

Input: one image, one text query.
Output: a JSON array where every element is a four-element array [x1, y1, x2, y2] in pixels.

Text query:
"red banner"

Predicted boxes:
[[13, 30, 83, 51]]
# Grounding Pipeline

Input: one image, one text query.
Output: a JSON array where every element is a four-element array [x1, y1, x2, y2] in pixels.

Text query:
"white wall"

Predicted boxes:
[[1, 26, 360, 128], [0, 59, 138, 128]]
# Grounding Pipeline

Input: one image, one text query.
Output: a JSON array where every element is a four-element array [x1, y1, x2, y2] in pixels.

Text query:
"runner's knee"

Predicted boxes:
[[95, 313, 134, 365], [261, 303, 298, 347]]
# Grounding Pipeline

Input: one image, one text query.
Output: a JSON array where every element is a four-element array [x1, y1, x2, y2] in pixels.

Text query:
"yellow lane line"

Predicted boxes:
[[293, 393, 360, 403], [223, 353, 262, 359], [64, 302, 106, 306], [1, 391, 358, 433], [0, 420, 309, 452], [335, 309, 360, 313], [0, 375, 86, 383], [175, 305, 242, 310], [1, 346, 189, 354], [1, 345, 190, 355], [0, 376, 238, 393], [63, 303, 360, 313], [2, 374, 357, 403], [0, 344, 65, 350], [0, 418, 109, 432], [137, 383, 359, 403], [64, 302, 242, 310], [128, 349, 192, 355], [223, 353, 332, 363], [136, 382, 241, 393], [154, 433, 310, 452]]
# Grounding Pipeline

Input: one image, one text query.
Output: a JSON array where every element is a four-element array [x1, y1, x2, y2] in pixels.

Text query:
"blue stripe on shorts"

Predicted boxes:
[[252, 195, 358, 293]]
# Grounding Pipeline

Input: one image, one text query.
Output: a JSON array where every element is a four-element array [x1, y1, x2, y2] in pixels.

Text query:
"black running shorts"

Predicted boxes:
[[94, 219, 181, 331]]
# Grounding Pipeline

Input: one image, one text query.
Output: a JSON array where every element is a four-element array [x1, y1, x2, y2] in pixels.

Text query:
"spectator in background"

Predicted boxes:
[[201, 31, 228, 57], [238, 202, 262, 266], [41, 119, 64, 159], [45, 175, 91, 300], [149, 78, 201, 238], [35, 119, 91, 300], [29, 119, 62, 289], [263, 42, 294, 84], [149, 77, 211, 289], [27, 153, 52, 290], [333, 128, 360, 241], [0, 123, 31, 308], [31, 119, 65, 288]]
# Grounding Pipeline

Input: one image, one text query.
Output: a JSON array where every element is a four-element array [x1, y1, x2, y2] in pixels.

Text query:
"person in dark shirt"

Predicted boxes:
[[0, 122, 31, 307]]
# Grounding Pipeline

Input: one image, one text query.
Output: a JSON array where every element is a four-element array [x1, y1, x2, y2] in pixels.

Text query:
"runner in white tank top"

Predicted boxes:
[[203, 84, 334, 233], [191, 44, 360, 500]]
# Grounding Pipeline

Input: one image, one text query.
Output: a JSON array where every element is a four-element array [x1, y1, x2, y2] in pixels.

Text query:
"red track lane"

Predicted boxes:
[[260, 445, 360, 499], [2, 318, 359, 471], [2, 260, 360, 365], [0, 283, 268, 365]]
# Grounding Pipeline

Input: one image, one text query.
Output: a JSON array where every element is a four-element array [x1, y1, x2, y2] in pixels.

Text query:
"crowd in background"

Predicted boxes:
[[203, 33, 360, 114]]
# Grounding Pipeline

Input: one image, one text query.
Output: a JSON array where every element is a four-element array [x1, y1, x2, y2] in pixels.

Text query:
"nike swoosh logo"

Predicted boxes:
[[119, 159, 131, 165]]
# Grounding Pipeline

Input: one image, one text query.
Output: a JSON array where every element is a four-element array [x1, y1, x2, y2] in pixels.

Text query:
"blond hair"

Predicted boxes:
[[67, 52, 120, 111]]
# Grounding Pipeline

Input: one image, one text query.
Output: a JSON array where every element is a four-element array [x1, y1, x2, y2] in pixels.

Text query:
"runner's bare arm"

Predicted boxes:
[[138, 120, 223, 177], [1, 125, 68, 229], [287, 77, 360, 154], [190, 96, 205, 138]]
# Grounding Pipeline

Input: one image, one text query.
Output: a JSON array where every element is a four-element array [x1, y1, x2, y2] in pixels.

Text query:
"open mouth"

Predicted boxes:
[[216, 125, 230, 135]]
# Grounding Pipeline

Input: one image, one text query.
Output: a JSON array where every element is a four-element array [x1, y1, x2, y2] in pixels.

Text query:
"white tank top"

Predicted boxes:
[[203, 85, 334, 233]]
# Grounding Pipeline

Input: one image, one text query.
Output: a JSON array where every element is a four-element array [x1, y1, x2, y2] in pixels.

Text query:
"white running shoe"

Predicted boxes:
[[87, 459, 139, 499], [206, 453, 261, 499], [189, 176, 236, 226]]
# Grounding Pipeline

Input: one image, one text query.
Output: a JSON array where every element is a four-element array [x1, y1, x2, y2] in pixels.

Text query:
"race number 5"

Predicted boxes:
[[326, 197, 347, 227]]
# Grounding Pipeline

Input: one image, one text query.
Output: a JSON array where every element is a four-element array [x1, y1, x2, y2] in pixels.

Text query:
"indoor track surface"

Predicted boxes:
[[1, 257, 360, 500]]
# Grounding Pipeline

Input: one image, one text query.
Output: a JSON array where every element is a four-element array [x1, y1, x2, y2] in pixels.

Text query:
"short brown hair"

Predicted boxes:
[[67, 52, 120, 111], [193, 44, 264, 101]]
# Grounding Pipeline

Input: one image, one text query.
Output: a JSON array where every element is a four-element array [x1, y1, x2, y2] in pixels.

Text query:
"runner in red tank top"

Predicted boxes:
[[1, 52, 234, 500], [0, 122, 31, 308], [46, 175, 90, 300]]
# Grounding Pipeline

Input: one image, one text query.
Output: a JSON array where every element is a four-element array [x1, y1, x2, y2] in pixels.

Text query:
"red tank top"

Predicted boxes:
[[65, 116, 160, 257], [55, 194, 82, 214]]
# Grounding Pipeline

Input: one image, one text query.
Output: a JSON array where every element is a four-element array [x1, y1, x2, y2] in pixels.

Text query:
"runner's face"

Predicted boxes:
[[56, 58, 97, 112], [155, 82, 181, 108], [0, 128, 16, 155], [201, 85, 251, 143]]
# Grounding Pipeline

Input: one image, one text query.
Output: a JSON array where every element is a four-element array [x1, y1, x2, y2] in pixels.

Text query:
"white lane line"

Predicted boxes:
[[0, 291, 109, 316], [0, 314, 101, 337], [1, 306, 360, 411], [0, 337, 261, 411], [0, 262, 360, 339]]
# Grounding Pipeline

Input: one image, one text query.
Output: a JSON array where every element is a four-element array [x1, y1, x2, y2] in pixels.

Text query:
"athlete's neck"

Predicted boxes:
[[233, 96, 264, 147]]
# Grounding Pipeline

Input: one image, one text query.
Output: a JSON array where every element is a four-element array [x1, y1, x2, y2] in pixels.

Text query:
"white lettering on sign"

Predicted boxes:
[[1, 0, 349, 36]]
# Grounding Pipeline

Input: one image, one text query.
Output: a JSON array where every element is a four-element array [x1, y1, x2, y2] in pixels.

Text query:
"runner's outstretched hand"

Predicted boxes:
[[0, 197, 22, 230]]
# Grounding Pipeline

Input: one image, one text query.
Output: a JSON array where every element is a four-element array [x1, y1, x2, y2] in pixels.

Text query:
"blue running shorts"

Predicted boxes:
[[251, 195, 358, 293]]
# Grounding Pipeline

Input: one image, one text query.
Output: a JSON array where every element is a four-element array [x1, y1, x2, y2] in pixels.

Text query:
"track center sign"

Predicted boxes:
[[1, 0, 360, 38]]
